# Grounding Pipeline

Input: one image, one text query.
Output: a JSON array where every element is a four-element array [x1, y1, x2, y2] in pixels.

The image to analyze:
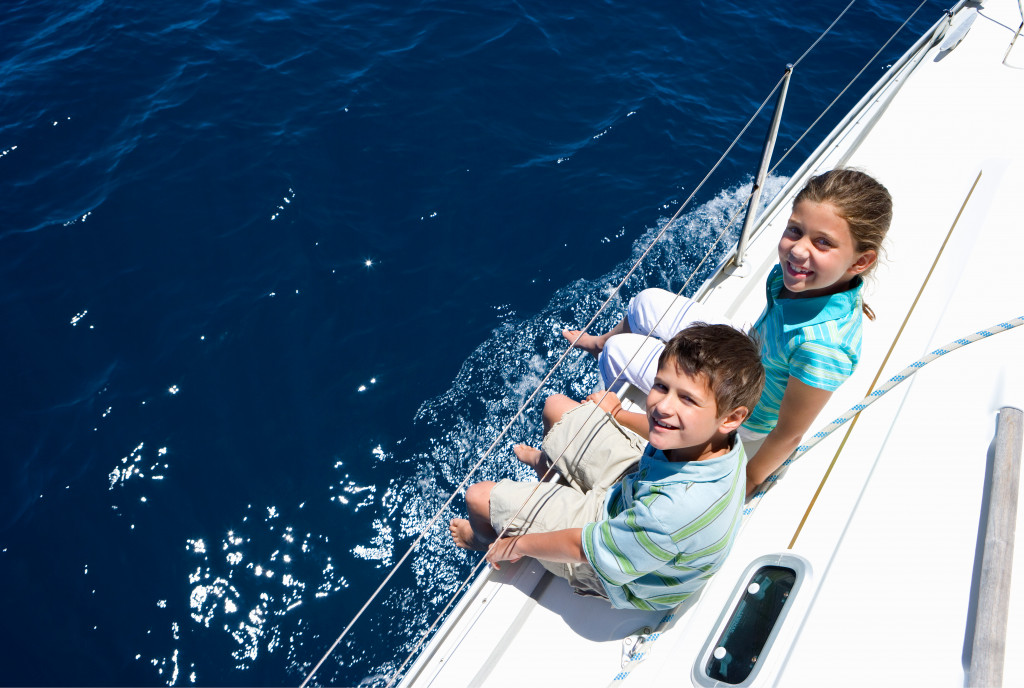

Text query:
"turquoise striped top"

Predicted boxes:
[[580, 440, 746, 611], [743, 264, 864, 435]]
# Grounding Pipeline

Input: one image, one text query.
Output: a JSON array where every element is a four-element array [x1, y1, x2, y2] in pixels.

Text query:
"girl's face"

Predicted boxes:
[[777, 200, 876, 298]]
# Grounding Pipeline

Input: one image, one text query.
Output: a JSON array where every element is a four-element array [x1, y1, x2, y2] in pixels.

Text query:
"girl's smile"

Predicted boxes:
[[778, 200, 875, 298]]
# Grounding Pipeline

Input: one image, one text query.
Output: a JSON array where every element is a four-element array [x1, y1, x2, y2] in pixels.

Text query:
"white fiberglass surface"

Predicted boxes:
[[711, 5, 1024, 683], [779, 141, 1024, 688]]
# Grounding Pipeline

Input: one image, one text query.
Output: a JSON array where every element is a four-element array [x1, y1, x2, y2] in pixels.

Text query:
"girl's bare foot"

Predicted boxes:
[[562, 329, 604, 357], [513, 443, 551, 479], [450, 519, 490, 551]]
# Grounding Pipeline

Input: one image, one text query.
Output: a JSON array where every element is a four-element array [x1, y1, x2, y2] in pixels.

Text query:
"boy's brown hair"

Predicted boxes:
[[658, 323, 764, 416]]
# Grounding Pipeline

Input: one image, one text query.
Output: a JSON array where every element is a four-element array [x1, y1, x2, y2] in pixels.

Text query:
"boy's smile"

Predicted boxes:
[[778, 200, 874, 298], [646, 364, 734, 462]]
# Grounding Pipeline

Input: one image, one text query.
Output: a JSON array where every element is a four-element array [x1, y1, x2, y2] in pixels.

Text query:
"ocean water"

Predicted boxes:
[[0, 1, 939, 685]]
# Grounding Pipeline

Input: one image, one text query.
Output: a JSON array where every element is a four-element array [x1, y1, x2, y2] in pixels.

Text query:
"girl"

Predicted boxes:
[[553, 168, 893, 495]]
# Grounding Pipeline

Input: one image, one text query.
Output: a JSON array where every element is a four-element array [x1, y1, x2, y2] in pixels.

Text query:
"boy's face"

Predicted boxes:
[[645, 362, 738, 461]]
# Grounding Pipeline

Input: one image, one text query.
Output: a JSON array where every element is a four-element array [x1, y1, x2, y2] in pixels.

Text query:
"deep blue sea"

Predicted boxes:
[[1, 1, 938, 685]]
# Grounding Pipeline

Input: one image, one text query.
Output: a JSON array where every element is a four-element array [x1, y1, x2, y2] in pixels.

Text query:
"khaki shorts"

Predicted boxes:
[[489, 401, 647, 596]]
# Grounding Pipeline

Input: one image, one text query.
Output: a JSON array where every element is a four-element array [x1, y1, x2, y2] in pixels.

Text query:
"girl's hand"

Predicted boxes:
[[586, 391, 622, 419], [485, 537, 523, 570]]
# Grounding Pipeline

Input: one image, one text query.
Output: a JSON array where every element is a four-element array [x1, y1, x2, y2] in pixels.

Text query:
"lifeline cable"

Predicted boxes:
[[301, 0, 925, 683], [789, 0, 857, 71], [448, 0, 938, 652], [298, 66, 789, 688], [608, 315, 1024, 686], [769, 0, 930, 177], [363, 5, 934, 685], [385, 192, 753, 688], [391, 3, 965, 682]]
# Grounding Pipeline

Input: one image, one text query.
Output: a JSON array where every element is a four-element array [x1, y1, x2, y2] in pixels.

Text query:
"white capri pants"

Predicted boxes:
[[598, 288, 737, 395]]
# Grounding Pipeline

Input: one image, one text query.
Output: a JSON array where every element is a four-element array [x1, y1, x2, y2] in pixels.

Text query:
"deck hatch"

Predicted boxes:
[[704, 565, 794, 683], [692, 553, 811, 687]]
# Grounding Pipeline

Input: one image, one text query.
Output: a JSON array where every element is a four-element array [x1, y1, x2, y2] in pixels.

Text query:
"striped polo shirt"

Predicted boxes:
[[743, 265, 864, 435], [580, 439, 746, 611]]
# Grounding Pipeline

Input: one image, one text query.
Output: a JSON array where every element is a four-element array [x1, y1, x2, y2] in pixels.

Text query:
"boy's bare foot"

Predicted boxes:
[[450, 519, 490, 551], [513, 443, 551, 479], [562, 329, 604, 357]]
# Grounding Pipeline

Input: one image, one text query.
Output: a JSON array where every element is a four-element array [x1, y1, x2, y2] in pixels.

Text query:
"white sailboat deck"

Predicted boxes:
[[401, 2, 1024, 686]]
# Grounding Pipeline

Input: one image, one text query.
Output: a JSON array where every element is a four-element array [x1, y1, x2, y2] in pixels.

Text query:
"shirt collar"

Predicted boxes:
[[644, 438, 743, 483], [765, 264, 863, 330]]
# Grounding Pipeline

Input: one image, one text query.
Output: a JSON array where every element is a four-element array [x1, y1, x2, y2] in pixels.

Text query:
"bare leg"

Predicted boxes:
[[562, 317, 631, 357], [513, 443, 551, 479], [543, 394, 582, 434], [450, 481, 498, 550]]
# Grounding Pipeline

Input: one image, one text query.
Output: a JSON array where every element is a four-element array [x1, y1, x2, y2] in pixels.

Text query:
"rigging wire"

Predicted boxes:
[[769, 0, 931, 176], [384, 197, 753, 688], [789, 0, 857, 71], [299, 0, 946, 684], [299, 67, 788, 688]]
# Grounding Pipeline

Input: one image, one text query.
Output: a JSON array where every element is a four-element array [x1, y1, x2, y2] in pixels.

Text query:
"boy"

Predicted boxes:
[[450, 323, 765, 610]]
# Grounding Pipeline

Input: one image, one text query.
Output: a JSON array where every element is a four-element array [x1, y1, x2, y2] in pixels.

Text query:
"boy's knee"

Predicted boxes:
[[543, 394, 575, 426], [466, 481, 496, 513]]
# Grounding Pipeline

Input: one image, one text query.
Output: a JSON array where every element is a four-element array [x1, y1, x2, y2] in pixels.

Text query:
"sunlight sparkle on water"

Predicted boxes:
[[171, 514, 346, 674]]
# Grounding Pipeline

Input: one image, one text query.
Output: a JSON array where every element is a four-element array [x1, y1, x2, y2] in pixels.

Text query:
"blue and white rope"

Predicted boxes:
[[746, 315, 1024, 509], [608, 315, 1022, 687], [611, 612, 673, 683]]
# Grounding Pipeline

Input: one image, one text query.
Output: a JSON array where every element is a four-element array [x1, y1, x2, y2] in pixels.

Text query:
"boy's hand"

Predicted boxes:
[[485, 536, 523, 570], [586, 391, 622, 419]]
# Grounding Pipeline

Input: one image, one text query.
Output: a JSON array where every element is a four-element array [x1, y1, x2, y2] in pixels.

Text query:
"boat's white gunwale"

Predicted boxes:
[[399, 2, 1024, 685]]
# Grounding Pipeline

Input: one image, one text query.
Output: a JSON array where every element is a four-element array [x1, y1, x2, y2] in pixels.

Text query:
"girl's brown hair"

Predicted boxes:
[[794, 168, 893, 319]]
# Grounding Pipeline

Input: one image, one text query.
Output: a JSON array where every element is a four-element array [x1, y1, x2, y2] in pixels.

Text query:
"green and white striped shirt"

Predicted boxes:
[[743, 265, 864, 435], [581, 440, 746, 611]]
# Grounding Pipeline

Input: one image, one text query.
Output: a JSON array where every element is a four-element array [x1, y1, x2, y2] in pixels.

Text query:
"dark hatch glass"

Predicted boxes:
[[704, 565, 796, 684]]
